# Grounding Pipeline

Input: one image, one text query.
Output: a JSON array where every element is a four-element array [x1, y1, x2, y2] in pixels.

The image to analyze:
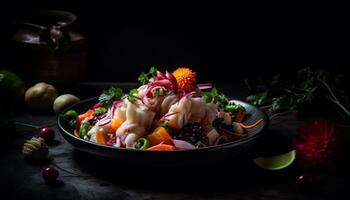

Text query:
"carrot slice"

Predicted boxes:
[[147, 144, 176, 151], [239, 119, 263, 129], [78, 109, 95, 123], [96, 132, 109, 145], [111, 118, 123, 133], [146, 127, 173, 146]]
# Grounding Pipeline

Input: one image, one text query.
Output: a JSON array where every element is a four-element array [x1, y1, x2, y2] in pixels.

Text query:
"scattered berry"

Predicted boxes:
[[42, 166, 59, 183], [39, 127, 55, 143]]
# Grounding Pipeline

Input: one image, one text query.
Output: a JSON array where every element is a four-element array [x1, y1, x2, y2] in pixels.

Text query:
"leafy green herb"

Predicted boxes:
[[246, 91, 268, 106], [159, 122, 174, 135], [224, 104, 245, 113], [79, 122, 91, 139], [63, 110, 78, 126], [98, 87, 124, 107], [245, 66, 350, 117], [127, 89, 140, 104], [138, 67, 158, 84], [94, 107, 107, 116], [204, 88, 229, 109], [153, 88, 168, 96]]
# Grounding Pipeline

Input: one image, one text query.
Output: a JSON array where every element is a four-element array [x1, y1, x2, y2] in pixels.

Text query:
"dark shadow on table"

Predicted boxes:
[[71, 127, 300, 194]]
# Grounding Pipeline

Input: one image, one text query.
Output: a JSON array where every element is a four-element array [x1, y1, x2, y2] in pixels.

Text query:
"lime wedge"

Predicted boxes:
[[253, 150, 296, 170]]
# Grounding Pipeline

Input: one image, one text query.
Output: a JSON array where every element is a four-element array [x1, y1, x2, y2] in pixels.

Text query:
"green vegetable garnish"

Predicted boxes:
[[63, 110, 78, 126], [204, 88, 229, 109], [153, 87, 168, 96], [246, 91, 268, 106], [134, 137, 151, 150], [99, 87, 124, 107], [127, 89, 140, 104], [138, 67, 158, 84], [224, 104, 245, 112], [159, 122, 174, 135], [79, 122, 91, 139], [245, 66, 350, 117], [94, 107, 107, 116]]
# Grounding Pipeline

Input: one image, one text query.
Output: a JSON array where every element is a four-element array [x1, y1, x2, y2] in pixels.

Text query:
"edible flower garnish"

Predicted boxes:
[[172, 67, 196, 93]]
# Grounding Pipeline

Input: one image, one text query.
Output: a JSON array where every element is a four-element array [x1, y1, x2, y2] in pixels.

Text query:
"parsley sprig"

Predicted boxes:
[[98, 87, 124, 107], [204, 88, 229, 109], [138, 67, 158, 84], [127, 89, 141, 104]]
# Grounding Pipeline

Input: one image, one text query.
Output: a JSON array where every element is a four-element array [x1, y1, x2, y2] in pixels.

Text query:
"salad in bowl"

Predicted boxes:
[[62, 67, 264, 151]]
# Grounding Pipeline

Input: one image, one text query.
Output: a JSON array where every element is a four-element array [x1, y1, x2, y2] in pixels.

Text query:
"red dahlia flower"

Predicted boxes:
[[293, 118, 339, 170]]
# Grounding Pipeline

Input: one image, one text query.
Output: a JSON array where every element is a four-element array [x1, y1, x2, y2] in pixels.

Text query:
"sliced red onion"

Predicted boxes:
[[159, 112, 178, 121], [111, 100, 122, 119], [98, 107, 112, 126], [214, 135, 230, 145], [173, 139, 196, 150], [156, 71, 167, 80], [165, 71, 178, 91], [120, 135, 127, 148], [197, 83, 213, 90], [113, 100, 123, 107], [155, 79, 173, 88], [177, 91, 196, 104], [107, 136, 116, 146], [93, 102, 102, 109], [98, 118, 111, 126]]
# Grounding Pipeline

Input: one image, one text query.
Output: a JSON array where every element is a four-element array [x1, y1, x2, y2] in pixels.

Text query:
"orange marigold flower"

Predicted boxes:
[[172, 67, 196, 93]]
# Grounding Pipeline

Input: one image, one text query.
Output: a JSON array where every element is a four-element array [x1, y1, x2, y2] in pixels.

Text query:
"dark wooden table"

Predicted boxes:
[[1, 83, 349, 200]]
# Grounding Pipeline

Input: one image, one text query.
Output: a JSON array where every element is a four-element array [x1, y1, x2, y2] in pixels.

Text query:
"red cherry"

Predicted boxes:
[[39, 127, 55, 143], [42, 166, 59, 183]]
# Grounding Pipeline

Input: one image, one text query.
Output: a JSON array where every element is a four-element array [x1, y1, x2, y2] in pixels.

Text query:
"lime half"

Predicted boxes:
[[253, 150, 296, 170]]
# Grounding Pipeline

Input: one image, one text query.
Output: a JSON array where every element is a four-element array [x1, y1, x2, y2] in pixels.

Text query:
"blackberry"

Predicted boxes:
[[212, 117, 224, 128], [174, 122, 209, 146]]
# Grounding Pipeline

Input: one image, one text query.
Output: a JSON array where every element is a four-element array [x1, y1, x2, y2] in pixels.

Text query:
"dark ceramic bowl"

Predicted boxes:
[[58, 98, 269, 166]]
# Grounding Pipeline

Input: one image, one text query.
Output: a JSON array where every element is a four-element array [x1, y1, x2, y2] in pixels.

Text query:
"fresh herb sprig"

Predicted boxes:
[[204, 88, 229, 109], [245, 67, 350, 118], [98, 87, 124, 107], [138, 67, 158, 84], [127, 89, 141, 104]]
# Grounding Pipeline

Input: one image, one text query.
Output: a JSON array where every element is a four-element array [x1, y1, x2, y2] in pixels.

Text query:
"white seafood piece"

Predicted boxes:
[[206, 103, 218, 125], [125, 101, 138, 123], [202, 102, 218, 131], [137, 85, 148, 99], [207, 129, 220, 146], [144, 95, 165, 113], [88, 123, 100, 142], [160, 94, 178, 115], [137, 105, 156, 127], [114, 103, 127, 121], [223, 113, 232, 125], [232, 122, 245, 135], [115, 121, 146, 137], [188, 97, 206, 123], [167, 97, 192, 129], [124, 133, 140, 148]]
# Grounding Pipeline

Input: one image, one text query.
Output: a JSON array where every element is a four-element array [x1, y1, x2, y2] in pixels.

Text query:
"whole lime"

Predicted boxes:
[[0, 70, 25, 103]]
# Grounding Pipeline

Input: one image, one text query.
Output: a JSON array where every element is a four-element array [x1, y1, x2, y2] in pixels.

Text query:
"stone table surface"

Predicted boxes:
[[1, 83, 349, 200]]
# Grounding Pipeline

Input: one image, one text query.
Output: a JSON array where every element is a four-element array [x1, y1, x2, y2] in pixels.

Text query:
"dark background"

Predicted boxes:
[[0, 1, 349, 83]]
